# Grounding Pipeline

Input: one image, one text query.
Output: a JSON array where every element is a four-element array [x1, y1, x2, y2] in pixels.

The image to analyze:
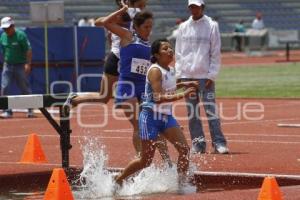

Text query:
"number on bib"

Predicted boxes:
[[131, 58, 150, 75]]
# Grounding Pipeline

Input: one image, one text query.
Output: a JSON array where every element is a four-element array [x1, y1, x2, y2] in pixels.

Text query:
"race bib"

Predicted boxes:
[[131, 58, 150, 75]]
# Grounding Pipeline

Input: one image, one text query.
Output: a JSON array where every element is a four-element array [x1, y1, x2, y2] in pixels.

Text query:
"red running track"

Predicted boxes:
[[0, 98, 300, 199]]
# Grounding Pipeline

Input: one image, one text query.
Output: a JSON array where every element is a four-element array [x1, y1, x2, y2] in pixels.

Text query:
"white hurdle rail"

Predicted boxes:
[[0, 94, 72, 169]]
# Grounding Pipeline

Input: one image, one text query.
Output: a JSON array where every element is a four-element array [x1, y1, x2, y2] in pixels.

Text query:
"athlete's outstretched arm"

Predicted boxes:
[[94, 4, 127, 26], [176, 81, 198, 89], [148, 68, 196, 103], [94, 5, 132, 45]]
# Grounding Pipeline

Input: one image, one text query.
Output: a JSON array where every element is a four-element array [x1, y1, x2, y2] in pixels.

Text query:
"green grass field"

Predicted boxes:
[[216, 63, 300, 98]]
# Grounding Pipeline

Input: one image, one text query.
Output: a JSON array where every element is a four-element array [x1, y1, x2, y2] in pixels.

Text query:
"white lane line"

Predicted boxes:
[[277, 123, 300, 128], [103, 129, 132, 133], [0, 100, 299, 122], [222, 118, 300, 125], [0, 135, 30, 139], [0, 161, 81, 167], [32, 101, 300, 111], [176, 118, 300, 127], [0, 115, 299, 125], [194, 171, 300, 179], [226, 139, 300, 144], [227, 133, 300, 138], [0, 135, 131, 140], [103, 129, 300, 138], [0, 163, 298, 180], [219, 102, 300, 111], [1, 132, 300, 139], [2, 115, 297, 124], [76, 102, 300, 113], [0, 135, 300, 144], [48, 117, 300, 127]]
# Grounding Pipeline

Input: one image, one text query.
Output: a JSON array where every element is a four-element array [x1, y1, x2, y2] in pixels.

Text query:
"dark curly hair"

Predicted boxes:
[[129, 0, 142, 4], [115, 0, 129, 8], [150, 38, 169, 63], [133, 10, 153, 28], [115, 0, 145, 8]]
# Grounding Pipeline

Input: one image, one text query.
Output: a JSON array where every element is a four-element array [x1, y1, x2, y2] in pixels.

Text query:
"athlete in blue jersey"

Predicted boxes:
[[96, 7, 152, 156], [72, 3, 171, 162], [115, 29, 151, 104], [115, 39, 198, 186], [66, 0, 148, 108]]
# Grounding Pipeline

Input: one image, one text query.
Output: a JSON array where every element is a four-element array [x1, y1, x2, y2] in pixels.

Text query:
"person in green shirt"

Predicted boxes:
[[0, 17, 34, 118], [233, 20, 246, 52]]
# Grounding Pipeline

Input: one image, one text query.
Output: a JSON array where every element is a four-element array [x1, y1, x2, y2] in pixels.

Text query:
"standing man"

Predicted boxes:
[[175, 0, 229, 154], [233, 20, 246, 52], [0, 17, 34, 118], [252, 12, 264, 30]]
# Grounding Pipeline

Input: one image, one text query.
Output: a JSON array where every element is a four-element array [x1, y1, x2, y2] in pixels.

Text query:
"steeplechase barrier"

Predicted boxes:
[[0, 94, 72, 169]]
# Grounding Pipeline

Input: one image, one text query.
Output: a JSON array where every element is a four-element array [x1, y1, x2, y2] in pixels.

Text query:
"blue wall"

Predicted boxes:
[[0, 26, 106, 94]]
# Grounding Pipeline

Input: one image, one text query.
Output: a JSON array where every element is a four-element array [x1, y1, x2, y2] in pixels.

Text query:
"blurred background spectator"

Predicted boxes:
[[233, 20, 246, 51], [252, 12, 264, 30], [0, 0, 299, 96], [78, 16, 94, 27], [0, 16, 34, 118]]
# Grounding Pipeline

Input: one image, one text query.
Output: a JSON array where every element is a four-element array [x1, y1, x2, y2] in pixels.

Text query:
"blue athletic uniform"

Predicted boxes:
[[139, 64, 179, 140], [115, 34, 151, 104]]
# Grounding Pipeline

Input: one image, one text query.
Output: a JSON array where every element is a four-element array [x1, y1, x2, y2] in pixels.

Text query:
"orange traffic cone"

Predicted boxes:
[[257, 176, 283, 200], [20, 133, 47, 163], [44, 168, 74, 200]]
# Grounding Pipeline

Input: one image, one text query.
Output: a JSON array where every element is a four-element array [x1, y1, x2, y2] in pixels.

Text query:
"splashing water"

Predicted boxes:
[[75, 138, 116, 199], [75, 137, 196, 199], [118, 164, 179, 196]]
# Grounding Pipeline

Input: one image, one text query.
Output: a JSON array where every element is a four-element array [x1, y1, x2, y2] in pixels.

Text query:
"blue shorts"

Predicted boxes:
[[115, 77, 145, 104], [139, 108, 179, 140]]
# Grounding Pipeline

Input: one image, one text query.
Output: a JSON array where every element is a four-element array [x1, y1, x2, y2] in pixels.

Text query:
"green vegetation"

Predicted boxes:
[[216, 63, 300, 98]]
